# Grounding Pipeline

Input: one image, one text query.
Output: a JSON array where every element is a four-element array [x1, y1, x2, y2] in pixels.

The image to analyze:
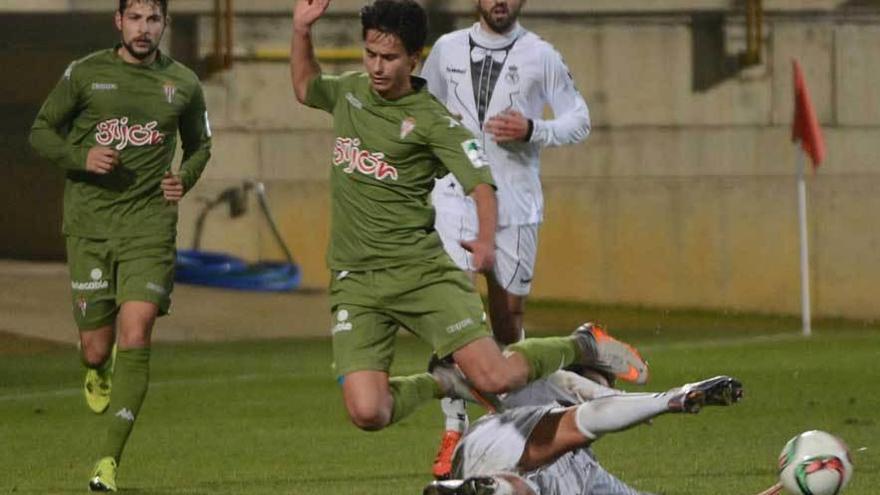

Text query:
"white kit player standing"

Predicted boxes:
[[421, 0, 591, 478]]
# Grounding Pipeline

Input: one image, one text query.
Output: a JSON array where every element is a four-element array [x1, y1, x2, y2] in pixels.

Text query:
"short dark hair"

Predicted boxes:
[[360, 0, 428, 55], [118, 0, 168, 17]]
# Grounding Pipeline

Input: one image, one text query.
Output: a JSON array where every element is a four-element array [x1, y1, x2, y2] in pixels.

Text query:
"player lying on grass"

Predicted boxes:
[[424, 329, 744, 495], [289, 0, 647, 435]]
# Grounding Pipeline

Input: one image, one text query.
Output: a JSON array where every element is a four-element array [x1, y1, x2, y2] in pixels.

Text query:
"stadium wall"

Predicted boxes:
[[5, 2, 879, 319], [182, 5, 879, 320]]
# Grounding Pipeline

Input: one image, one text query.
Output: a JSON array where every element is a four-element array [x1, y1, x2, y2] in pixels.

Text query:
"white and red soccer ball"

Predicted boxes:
[[778, 430, 854, 495]]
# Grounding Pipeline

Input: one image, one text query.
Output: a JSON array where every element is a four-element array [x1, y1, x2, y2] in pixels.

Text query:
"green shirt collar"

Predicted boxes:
[[367, 76, 428, 106], [111, 44, 170, 70]]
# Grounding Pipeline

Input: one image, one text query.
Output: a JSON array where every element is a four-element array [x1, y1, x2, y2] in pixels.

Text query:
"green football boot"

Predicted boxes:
[[88, 457, 118, 492], [84, 345, 116, 414]]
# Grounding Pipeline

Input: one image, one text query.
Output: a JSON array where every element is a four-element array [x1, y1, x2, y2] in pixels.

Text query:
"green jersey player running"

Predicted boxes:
[[29, 0, 211, 491], [290, 0, 647, 436]]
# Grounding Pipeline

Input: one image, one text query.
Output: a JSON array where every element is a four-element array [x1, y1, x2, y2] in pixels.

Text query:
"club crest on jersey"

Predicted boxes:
[[95, 117, 165, 151], [400, 117, 416, 139], [506, 65, 520, 84], [163, 82, 176, 103], [77, 295, 88, 317], [333, 137, 398, 181]]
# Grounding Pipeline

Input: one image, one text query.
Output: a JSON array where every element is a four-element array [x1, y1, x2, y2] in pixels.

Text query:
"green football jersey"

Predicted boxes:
[[305, 72, 495, 271], [30, 47, 212, 238]]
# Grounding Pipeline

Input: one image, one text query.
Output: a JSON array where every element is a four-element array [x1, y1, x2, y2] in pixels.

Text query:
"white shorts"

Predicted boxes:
[[433, 187, 538, 297], [453, 406, 649, 495]]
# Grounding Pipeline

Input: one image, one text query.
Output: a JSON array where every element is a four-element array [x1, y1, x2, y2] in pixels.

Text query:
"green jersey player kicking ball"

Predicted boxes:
[[29, 0, 211, 491], [290, 0, 648, 437]]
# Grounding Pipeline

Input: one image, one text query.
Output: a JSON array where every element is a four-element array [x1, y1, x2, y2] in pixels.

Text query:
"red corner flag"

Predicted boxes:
[[792, 59, 826, 167]]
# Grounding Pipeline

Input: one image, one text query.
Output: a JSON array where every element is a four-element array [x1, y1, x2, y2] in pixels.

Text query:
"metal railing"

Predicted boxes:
[[209, 0, 234, 73]]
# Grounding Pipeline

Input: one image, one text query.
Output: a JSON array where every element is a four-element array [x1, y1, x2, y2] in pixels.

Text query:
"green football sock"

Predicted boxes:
[[389, 373, 441, 425], [507, 336, 580, 382], [100, 348, 150, 462]]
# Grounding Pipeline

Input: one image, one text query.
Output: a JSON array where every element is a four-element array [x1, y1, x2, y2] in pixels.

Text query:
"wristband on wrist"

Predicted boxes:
[[524, 119, 534, 142]]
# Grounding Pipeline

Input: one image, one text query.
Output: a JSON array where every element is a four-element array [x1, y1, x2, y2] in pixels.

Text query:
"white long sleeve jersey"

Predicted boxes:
[[422, 22, 591, 226]]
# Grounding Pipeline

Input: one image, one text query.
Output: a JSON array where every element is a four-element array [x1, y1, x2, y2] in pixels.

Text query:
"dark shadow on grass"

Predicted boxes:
[[0, 329, 72, 356]]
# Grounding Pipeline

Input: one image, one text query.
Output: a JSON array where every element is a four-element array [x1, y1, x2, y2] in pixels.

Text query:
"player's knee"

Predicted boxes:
[[346, 405, 390, 431], [80, 343, 112, 368], [470, 369, 515, 394]]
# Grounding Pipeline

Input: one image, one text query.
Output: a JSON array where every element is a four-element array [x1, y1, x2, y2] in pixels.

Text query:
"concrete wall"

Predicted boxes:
[[4, 1, 878, 318], [173, 4, 880, 320]]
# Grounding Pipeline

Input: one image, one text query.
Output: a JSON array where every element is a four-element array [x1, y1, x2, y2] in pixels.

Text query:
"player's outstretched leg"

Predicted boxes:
[[433, 397, 468, 480], [575, 375, 744, 440], [666, 375, 743, 413], [570, 322, 649, 385]]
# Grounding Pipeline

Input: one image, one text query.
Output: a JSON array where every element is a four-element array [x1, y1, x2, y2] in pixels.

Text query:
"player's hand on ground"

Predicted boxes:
[[85, 146, 119, 175], [294, 0, 331, 31], [485, 109, 530, 143], [161, 171, 185, 203], [461, 239, 496, 273]]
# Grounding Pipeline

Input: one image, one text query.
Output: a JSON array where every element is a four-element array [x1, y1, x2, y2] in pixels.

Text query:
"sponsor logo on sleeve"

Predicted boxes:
[[145, 282, 167, 295], [63, 62, 75, 80], [345, 92, 364, 109], [333, 137, 398, 181], [94, 117, 165, 151], [461, 139, 489, 169], [444, 116, 462, 128], [91, 82, 118, 91]]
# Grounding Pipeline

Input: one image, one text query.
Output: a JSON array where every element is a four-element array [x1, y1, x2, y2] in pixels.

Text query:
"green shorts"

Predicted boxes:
[[329, 254, 491, 377], [66, 235, 176, 331]]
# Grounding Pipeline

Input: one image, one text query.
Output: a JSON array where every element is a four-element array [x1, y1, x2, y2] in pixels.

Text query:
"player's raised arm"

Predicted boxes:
[[290, 0, 330, 103]]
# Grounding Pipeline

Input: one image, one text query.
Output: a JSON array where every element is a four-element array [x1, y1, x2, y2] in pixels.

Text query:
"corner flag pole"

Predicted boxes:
[[796, 149, 811, 337], [791, 59, 824, 337]]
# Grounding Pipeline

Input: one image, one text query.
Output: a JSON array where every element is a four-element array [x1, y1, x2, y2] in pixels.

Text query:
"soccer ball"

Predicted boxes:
[[778, 430, 853, 495]]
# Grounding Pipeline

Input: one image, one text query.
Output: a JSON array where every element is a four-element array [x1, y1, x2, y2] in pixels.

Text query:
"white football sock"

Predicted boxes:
[[441, 397, 468, 432], [575, 392, 673, 440]]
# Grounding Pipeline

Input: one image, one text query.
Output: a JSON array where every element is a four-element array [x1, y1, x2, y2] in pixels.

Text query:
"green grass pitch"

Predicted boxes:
[[1, 315, 877, 494]]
